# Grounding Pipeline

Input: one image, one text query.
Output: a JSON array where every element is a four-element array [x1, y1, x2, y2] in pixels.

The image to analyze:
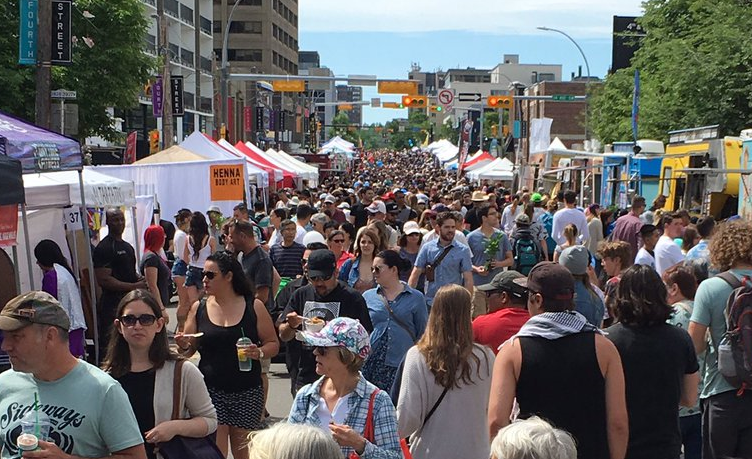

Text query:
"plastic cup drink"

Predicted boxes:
[[236, 337, 253, 372], [20, 410, 52, 441], [17, 433, 38, 452]]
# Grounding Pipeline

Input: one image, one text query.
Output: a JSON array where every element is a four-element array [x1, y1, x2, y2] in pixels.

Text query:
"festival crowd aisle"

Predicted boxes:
[[1, 147, 751, 459]]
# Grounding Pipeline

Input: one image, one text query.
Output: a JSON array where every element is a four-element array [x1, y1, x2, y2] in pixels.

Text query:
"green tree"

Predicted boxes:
[[590, 0, 752, 144], [385, 110, 431, 150], [328, 111, 351, 139], [0, 0, 155, 140]]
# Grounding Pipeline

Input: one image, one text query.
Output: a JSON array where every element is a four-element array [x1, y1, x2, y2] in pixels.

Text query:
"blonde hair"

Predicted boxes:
[[490, 416, 577, 459], [563, 224, 578, 245], [248, 423, 341, 459]]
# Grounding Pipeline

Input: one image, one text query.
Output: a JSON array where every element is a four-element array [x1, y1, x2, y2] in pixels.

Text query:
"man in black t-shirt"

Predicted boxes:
[[93, 209, 146, 360], [278, 250, 372, 393], [231, 220, 274, 312], [349, 187, 375, 231]]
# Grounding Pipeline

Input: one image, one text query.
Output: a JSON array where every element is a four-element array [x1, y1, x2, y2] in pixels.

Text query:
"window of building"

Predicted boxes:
[[239, 0, 262, 5], [230, 21, 262, 34], [229, 49, 263, 62], [200, 16, 212, 35], [213, 20, 222, 33], [180, 4, 193, 24]]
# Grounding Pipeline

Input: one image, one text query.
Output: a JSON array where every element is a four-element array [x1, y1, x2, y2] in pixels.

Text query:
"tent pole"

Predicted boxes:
[[12, 245, 21, 294], [69, 209, 81, 287], [20, 204, 34, 290], [131, 207, 141, 265], [77, 170, 99, 364]]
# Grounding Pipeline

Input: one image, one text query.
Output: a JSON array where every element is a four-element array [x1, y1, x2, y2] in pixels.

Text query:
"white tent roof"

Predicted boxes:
[[463, 155, 495, 172], [243, 142, 299, 179], [276, 149, 318, 173], [265, 149, 318, 182], [216, 139, 277, 183], [23, 168, 137, 209], [180, 131, 267, 185], [425, 139, 454, 152], [322, 136, 355, 150], [467, 157, 515, 181], [434, 145, 459, 163]]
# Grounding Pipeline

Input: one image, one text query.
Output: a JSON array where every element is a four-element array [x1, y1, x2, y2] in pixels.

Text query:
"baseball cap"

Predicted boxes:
[[432, 204, 450, 214], [324, 194, 336, 204], [367, 201, 387, 214], [300, 317, 371, 359], [207, 205, 221, 214], [402, 221, 422, 235], [307, 249, 337, 279], [385, 202, 399, 214], [381, 192, 395, 201], [0, 291, 71, 331], [515, 214, 531, 225], [477, 270, 527, 299], [559, 246, 590, 276], [531, 193, 543, 203], [338, 202, 350, 209], [417, 195, 429, 204], [514, 262, 575, 306]]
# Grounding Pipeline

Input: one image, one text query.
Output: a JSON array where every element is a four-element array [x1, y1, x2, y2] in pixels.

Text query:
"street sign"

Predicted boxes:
[[347, 75, 377, 86], [170, 75, 184, 116], [272, 80, 305, 92], [370, 98, 381, 108], [51, 0, 72, 65], [19, 0, 38, 65], [382, 102, 403, 109], [438, 89, 455, 107], [551, 94, 576, 101], [377, 81, 418, 95], [51, 89, 76, 99], [458, 92, 482, 102]]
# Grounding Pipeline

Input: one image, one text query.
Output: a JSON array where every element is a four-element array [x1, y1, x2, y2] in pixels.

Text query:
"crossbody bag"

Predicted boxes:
[[379, 292, 417, 343], [424, 245, 453, 282]]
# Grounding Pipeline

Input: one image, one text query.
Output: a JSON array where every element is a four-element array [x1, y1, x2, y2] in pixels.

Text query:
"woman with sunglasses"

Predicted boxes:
[[397, 221, 425, 290], [288, 317, 402, 459], [175, 251, 278, 459], [103, 290, 217, 459], [362, 250, 428, 391], [396, 284, 494, 459], [339, 228, 384, 294], [327, 229, 352, 269]]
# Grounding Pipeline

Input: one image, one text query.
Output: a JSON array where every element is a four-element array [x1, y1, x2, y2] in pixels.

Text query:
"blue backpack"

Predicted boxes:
[[539, 212, 556, 258], [513, 229, 542, 275]]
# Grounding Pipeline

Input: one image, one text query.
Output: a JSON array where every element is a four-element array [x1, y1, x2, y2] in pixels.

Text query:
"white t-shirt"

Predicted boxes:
[[655, 235, 685, 275], [635, 247, 656, 270], [551, 207, 590, 245], [174, 229, 187, 261]]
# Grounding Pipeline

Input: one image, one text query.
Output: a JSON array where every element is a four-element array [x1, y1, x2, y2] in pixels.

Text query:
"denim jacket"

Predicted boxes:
[[288, 374, 402, 459], [363, 284, 428, 367]]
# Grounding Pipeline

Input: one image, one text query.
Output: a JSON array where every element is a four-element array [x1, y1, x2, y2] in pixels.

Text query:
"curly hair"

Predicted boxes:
[[614, 265, 672, 326], [709, 220, 752, 271], [597, 241, 632, 270]]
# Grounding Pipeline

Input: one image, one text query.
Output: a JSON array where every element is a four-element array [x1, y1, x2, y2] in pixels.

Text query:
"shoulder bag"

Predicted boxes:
[[379, 293, 417, 343], [349, 389, 414, 459], [157, 360, 224, 459], [424, 245, 453, 282]]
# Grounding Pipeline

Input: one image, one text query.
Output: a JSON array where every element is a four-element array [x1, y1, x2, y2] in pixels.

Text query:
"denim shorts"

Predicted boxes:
[[171, 258, 188, 277], [184, 266, 204, 288]]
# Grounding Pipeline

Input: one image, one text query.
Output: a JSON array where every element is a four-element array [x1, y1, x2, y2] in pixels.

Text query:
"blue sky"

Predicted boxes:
[[298, 1, 644, 124]]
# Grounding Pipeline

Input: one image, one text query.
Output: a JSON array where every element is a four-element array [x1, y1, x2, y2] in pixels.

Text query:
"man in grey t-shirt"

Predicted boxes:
[[0, 292, 145, 459]]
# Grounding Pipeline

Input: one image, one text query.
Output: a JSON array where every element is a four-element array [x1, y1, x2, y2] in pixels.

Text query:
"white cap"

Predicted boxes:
[[338, 202, 350, 209], [302, 230, 326, 246], [367, 200, 387, 214], [324, 194, 336, 204], [402, 221, 421, 235]]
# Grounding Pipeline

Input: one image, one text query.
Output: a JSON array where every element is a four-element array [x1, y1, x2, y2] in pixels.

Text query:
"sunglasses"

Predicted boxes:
[[371, 265, 389, 274], [119, 314, 158, 327], [202, 270, 220, 280], [484, 290, 505, 298], [331, 239, 345, 244], [314, 346, 331, 355], [308, 274, 333, 282]]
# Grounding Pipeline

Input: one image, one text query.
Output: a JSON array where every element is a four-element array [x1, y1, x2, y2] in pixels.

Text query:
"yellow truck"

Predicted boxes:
[[659, 125, 742, 219]]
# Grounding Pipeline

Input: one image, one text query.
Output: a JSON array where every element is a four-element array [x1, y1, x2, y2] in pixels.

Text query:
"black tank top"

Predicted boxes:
[[196, 296, 262, 392], [517, 333, 609, 459]]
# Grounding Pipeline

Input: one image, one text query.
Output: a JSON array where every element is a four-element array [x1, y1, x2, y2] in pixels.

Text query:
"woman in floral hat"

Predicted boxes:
[[288, 317, 402, 459]]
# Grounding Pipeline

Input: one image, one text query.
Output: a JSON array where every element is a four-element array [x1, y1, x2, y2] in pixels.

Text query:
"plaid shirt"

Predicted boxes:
[[288, 374, 402, 459]]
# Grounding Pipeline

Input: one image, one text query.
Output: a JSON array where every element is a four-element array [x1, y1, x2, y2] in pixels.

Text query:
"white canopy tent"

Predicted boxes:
[[275, 149, 319, 186], [217, 139, 283, 183], [467, 157, 515, 181], [434, 145, 459, 164], [180, 131, 267, 186], [424, 139, 453, 153], [265, 149, 318, 183]]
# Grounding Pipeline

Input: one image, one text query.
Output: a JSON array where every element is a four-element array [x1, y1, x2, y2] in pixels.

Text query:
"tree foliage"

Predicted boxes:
[[0, 0, 155, 140], [385, 110, 430, 150], [590, 0, 752, 144]]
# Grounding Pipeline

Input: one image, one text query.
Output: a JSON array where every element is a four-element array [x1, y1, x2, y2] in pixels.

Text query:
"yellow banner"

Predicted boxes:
[[272, 80, 305, 92], [210, 165, 244, 201]]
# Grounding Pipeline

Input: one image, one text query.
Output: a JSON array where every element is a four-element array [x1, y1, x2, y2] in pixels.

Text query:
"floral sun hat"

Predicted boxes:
[[301, 317, 371, 359]]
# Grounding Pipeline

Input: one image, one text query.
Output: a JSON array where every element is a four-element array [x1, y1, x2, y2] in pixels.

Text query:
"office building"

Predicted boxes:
[[336, 85, 363, 126]]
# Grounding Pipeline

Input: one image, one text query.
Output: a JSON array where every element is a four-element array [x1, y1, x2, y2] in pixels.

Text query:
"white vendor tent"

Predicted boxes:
[[180, 131, 267, 186], [265, 149, 318, 183], [434, 144, 459, 164], [274, 149, 319, 185], [23, 169, 137, 210], [319, 136, 355, 154], [217, 139, 282, 183], [467, 157, 515, 181]]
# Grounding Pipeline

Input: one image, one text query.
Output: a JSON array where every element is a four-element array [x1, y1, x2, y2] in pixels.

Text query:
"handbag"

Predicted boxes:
[[157, 360, 224, 459], [349, 389, 413, 459], [379, 293, 417, 343], [424, 245, 453, 282]]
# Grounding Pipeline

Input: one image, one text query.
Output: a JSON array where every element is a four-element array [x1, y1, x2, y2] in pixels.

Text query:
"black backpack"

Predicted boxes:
[[716, 272, 752, 391], [513, 229, 541, 276]]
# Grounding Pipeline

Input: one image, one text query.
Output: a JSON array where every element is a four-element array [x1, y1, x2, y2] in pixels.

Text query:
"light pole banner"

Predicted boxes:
[[152, 76, 163, 117], [19, 0, 38, 65]]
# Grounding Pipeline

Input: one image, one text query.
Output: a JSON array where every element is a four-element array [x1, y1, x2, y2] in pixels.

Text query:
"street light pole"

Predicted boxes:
[[220, 0, 242, 138], [537, 26, 591, 141]]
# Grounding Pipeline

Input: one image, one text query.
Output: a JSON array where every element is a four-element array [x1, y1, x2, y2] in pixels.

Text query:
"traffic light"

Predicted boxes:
[[429, 105, 443, 113], [488, 95, 513, 109], [401, 95, 428, 108], [149, 130, 160, 154], [219, 124, 227, 140]]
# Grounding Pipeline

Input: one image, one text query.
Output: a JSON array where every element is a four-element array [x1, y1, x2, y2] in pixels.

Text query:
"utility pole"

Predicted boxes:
[[156, 0, 173, 148], [35, 0, 51, 129]]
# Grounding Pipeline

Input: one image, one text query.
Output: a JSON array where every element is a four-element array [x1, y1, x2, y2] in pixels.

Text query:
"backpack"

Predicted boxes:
[[716, 272, 752, 391], [539, 212, 556, 258], [513, 229, 541, 276]]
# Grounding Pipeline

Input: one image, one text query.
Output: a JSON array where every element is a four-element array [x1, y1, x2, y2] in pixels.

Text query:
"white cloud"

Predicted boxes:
[[300, 0, 644, 37]]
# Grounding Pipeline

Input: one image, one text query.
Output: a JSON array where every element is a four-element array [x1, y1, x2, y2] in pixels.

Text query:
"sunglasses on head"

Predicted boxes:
[[202, 270, 220, 280], [120, 314, 158, 327]]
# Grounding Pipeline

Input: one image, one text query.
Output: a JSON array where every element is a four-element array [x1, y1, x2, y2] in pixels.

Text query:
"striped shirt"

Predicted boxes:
[[270, 242, 306, 278]]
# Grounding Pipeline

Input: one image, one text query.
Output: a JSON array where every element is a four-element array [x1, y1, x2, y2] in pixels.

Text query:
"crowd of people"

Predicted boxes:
[[1, 147, 751, 459]]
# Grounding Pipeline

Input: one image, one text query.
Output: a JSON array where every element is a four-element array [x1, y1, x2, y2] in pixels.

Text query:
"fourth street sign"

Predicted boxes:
[[458, 92, 481, 102]]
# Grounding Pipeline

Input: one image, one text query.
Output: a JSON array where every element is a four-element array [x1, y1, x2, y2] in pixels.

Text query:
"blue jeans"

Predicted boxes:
[[680, 414, 701, 459]]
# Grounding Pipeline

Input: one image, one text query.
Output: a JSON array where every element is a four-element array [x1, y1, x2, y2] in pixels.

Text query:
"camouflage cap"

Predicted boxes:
[[0, 291, 70, 331]]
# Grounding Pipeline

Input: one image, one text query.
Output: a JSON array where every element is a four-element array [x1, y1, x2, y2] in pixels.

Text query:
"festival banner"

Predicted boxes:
[[457, 118, 474, 178], [0, 205, 19, 247], [123, 131, 137, 164]]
